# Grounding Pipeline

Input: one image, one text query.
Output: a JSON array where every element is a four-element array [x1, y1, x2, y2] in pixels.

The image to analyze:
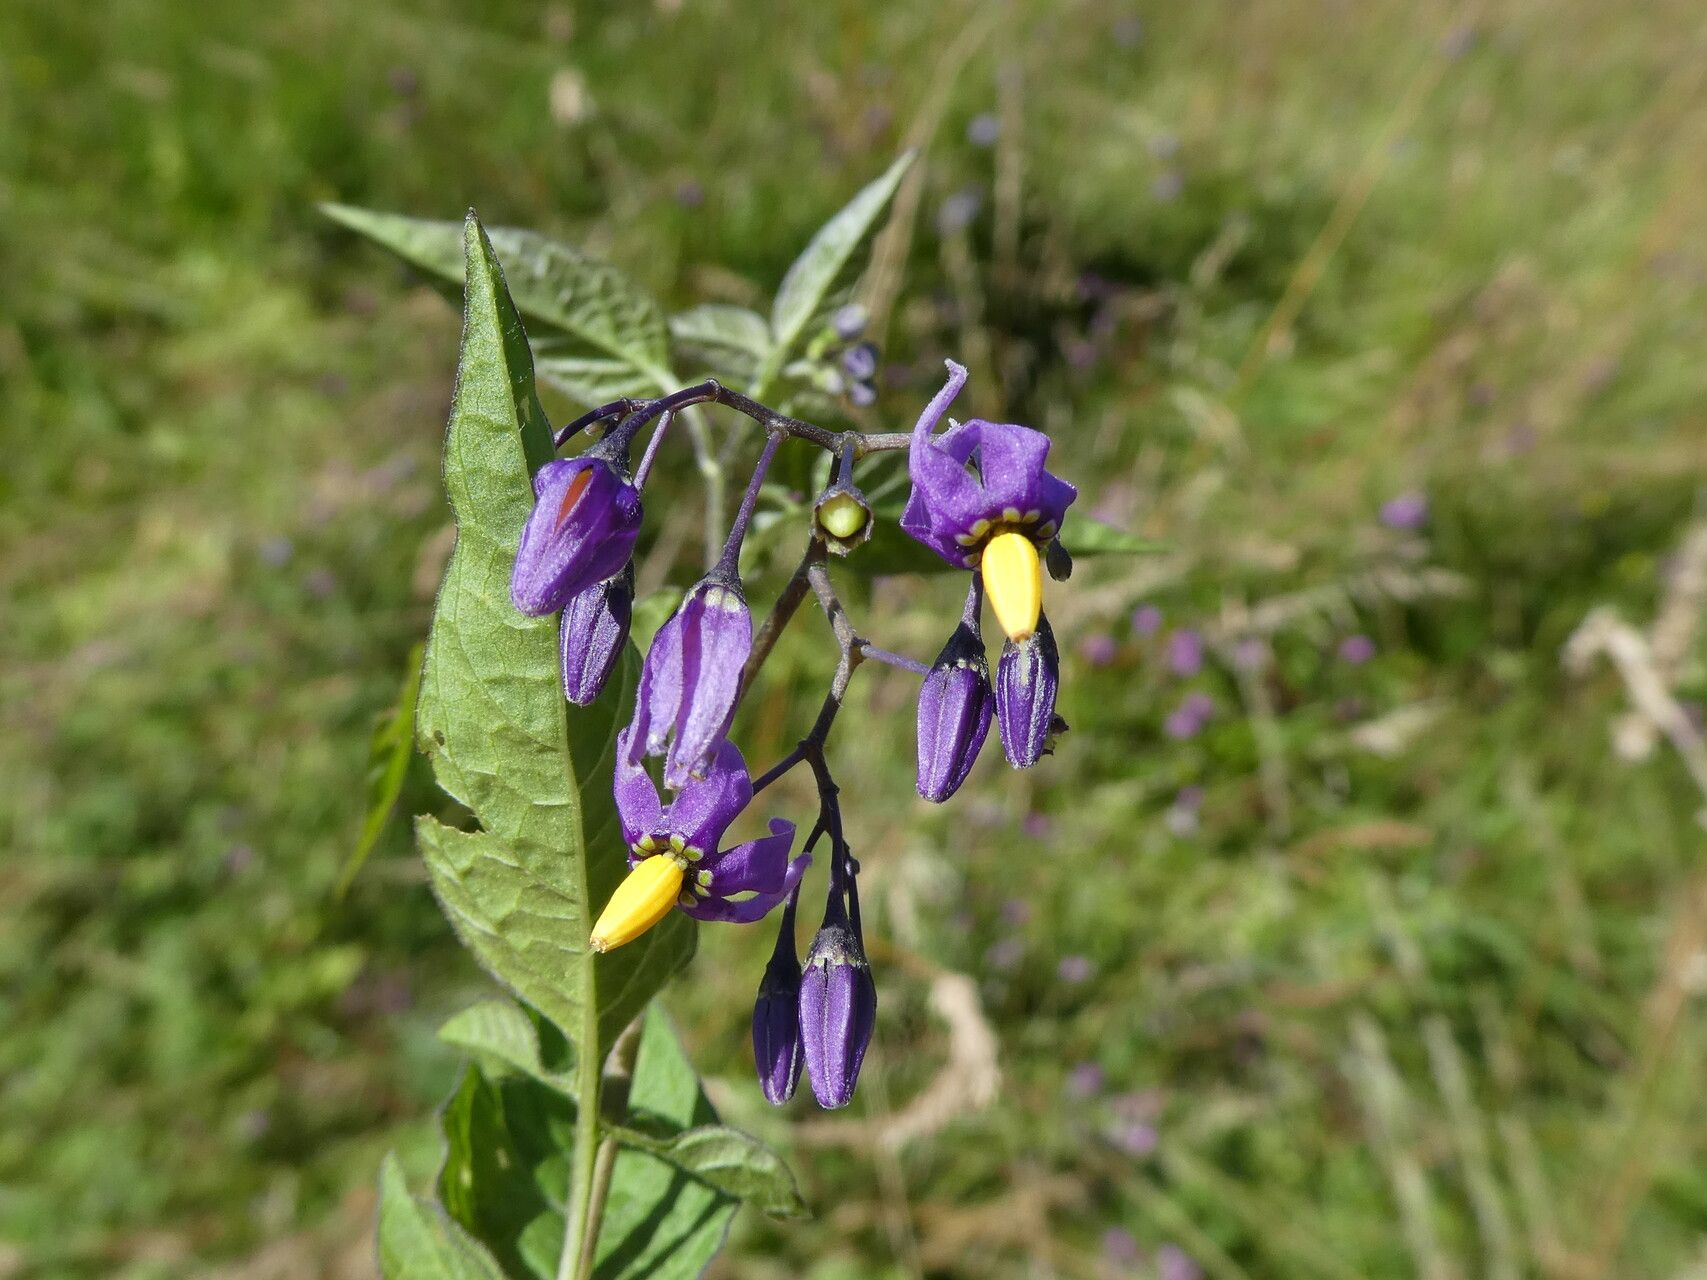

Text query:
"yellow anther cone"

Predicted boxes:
[[981, 531, 1042, 642], [591, 855, 684, 952]]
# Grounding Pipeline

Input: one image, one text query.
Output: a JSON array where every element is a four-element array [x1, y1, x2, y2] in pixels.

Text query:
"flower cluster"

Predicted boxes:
[[507, 360, 1076, 1108]]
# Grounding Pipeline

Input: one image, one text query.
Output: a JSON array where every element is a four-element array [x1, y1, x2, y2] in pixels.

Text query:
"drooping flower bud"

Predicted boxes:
[[915, 619, 993, 802], [560, 563, 633, 706], [994, 612, 1060, 768], [798, 888, 876, 1110], [511, 457, 643, 616], [628, 570, 753, 790], [752, 891, 805, 1105]]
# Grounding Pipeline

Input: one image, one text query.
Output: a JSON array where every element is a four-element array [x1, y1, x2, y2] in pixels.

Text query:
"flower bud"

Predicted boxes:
[[813, 483, 873, 556], [560, 563, 633, 706], [840, 341, 879, 382], [752, 897, 805, 1105], [1045, 537, 1074, 582], [628, 570, 753, 790], [798, 894, 876, 1110], [831, 303, 868, 341], [915, 622, 993, 802], [994, 612, 1060, 768], [511, 457, 643, 616]]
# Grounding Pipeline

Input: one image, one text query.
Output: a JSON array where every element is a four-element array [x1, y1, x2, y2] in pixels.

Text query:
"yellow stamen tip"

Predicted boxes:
[[590, 855, 684, 953], [981, 530, 1042, 642]]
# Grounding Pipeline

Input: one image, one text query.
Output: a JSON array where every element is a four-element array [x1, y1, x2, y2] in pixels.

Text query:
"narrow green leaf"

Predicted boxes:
[[378, 1153, 508, 1280], [607, 1124, 808, 1220], [438, 999, 574, 1093], [534, 355, 659, 408], [767, 153, 914, 370], [669, 304, 773, 382], [337, 642, 425, 898], [322, 203, 672, 387], [435, 1011, 750, 1280], [413, 214, 693, 1064], [1061, 519, 1163, 556]]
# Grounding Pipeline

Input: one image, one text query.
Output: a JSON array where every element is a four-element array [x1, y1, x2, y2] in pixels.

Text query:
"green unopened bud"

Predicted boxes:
[[813, 485, 873, 556]]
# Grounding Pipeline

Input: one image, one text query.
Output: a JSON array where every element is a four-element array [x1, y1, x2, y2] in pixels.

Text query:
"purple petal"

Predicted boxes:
[[683, 853, 809, 923], [915, 623, 994, 802], [560, 563, 632, 706], [994, 614, 1060, 768], [511, 458, 643, 616], [612, 727, 663, 848], [664, 738, 752, 853], [702, 819, 795, 896], [798, 913, 877, 1110], [752, 909, 805, 1105]]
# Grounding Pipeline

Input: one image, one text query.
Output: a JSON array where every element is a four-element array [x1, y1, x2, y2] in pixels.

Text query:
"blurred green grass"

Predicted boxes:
[[4, 0, 1707, 1277]]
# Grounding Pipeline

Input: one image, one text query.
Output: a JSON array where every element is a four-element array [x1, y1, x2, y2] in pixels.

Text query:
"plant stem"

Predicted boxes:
[[559, 1026, 603, 1280]]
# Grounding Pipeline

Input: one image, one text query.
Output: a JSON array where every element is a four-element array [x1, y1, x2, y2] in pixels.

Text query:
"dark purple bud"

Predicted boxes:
[[511, 457, 642, 616], [995, 613, 1059, 768], [831, 303, 868, 341], [840, 342, 879, 382], [752, 893, 805, 1105], [798, 893, 876, 1110], [628, 571, 753, 790], [915, 622, 993, 802], [1045, 537, 1073, 582], [560, 562, 633, 706]]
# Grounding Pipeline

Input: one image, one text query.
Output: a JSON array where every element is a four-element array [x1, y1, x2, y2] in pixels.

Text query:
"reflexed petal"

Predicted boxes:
[[629, 576, 753, 791], [664, 738, 753, 853], [682, 853, 809, 923], [511, 458, 643, 616], [612, 727, 663, 847], [702, 819, 794, 896]]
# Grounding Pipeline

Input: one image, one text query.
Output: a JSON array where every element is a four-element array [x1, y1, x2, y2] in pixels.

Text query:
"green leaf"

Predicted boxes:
[[438, 999, 574, 1093], [337, 642, 425, 898], [1060, 519, 1163, 557], [436, 1010, 751, 1280], [534, 355, 659, 408], [323, 203, 672, 387], [413, 214, 693, 1066], [607, 1124, 807, 1221], [669, 304, 773, 383], [766, 153, 913, 373], [378, 1153, 508, 1280]]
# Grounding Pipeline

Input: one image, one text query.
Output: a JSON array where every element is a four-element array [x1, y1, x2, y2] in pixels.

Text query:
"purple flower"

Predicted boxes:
[[1102, 1228, 1142, 1267], [901, 361, 1077, 643], [1157, 1245, 1201, 1280], [1232, 636, 1269, 672], [560, 563, 633, 706], [985, 937, 1025, 971], [628, 570, 752, 789], [752, 891, 805, 1105], [799, 890, 877, 1109], [1020, 812, 1051, 841], [1066, 1061, 1104, 1098], [1379, 491, 1429, 531], [1079, 633, 1118, 667], [589, 730, 808, 952], [1132, 604, 1164, 636], [936, 188, 983, 236], [1338, 634, 1376, 665], [916, 591, 995, 802], [1057, 954, 1094, 984], [1166, 628, 1203, 676], [994, 614, 1060, 768], [1111, 1120, 1159, 1156], [511, 456, 642, 616], [966, 112, 1000, 147], [1164, 693, 1214, 741]]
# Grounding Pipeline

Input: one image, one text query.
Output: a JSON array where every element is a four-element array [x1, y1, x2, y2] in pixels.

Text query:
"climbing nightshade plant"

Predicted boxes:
[[327, 154, 1142, 1280]]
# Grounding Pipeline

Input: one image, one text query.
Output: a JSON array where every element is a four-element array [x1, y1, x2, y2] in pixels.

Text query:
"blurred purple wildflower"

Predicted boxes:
[[936, 188, 983, 236], [1157, 1244, 1202, 1280], [1057, 954, 1094, 984], [1338, 634, 1376, 665], [1066, 1061, 1105, 1098], [986, 937, 1025, 971], [1151, 171, 1184, 202], [1379, 491, 1429, 530], [966, 112, 1000, 147], [1164, 692, 1215, 741], [1132, 604, 1164, 636], [1232, 636, 1270, 671], [1102, 1228, 1142, 1267], [1110, 1119, 1159, 1157], [1079, 633, 1119, 666], [1166, 628, 1203, 676]]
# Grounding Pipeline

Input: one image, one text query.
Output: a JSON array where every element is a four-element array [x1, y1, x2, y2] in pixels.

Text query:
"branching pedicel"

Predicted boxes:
[[509, 359, 1078, 1110]]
